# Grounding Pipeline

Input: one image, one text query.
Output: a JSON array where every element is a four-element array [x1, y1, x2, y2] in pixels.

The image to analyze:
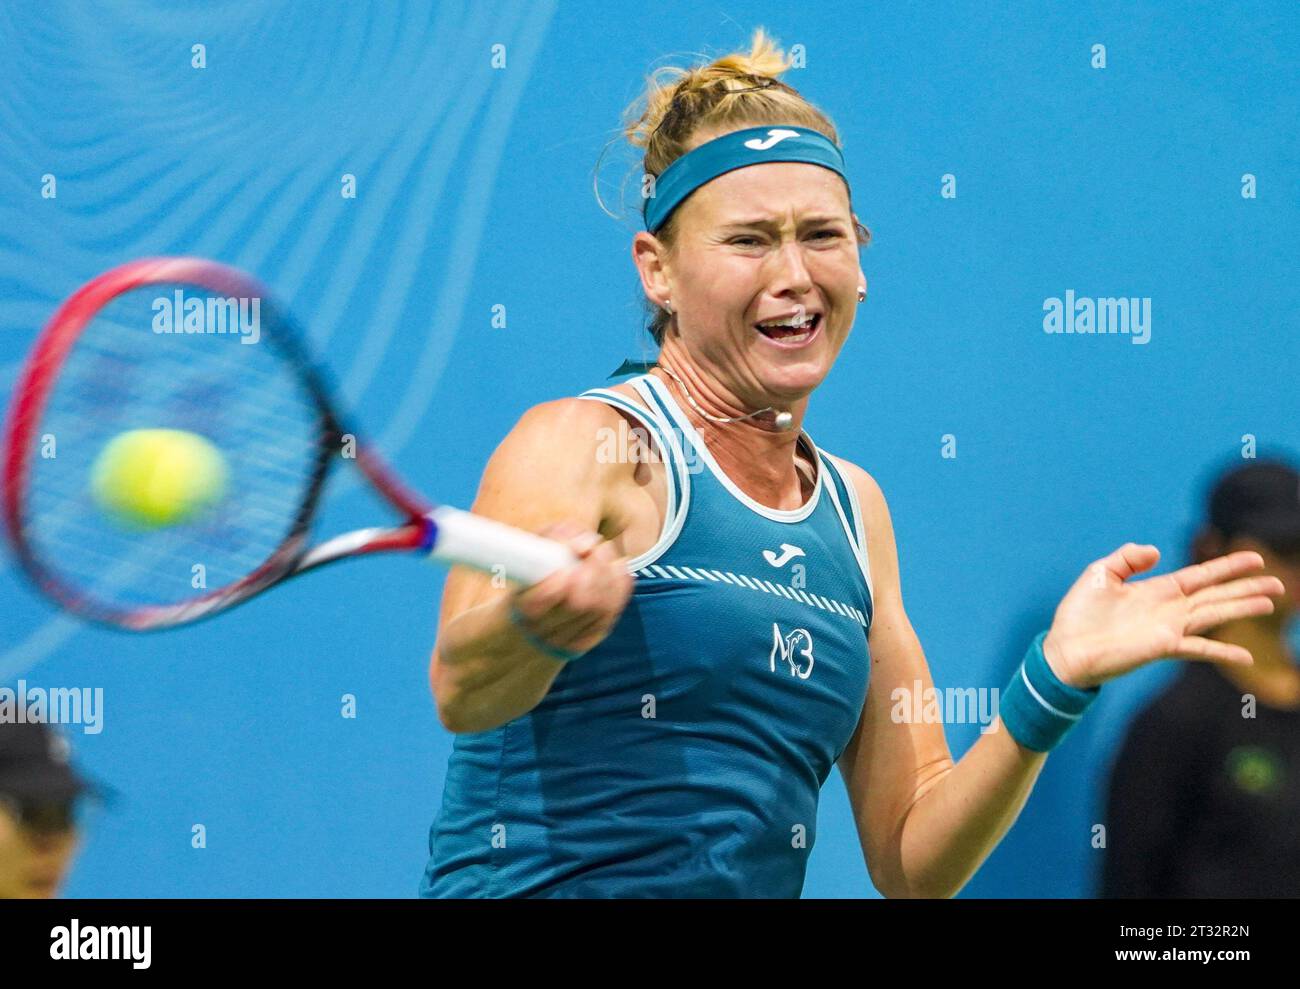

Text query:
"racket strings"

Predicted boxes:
[[19, 284, 330, 615]]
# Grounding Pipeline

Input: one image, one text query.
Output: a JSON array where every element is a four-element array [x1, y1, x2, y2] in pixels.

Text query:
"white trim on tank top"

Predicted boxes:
[[637, 372, 823, 524], [817, 449, 876, 608], [575, 385, 692, 573], [575, 389, 680, 522]]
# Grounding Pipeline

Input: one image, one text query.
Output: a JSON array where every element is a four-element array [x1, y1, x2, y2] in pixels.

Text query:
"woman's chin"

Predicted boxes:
[[755, 363, 826, 401]]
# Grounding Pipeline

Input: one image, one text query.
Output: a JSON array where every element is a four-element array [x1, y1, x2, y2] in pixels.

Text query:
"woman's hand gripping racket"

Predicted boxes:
[[1, 257, 577, 631]]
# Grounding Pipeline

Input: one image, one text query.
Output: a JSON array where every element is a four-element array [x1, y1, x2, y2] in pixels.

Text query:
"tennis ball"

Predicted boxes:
[[91, 428, 228, 529]]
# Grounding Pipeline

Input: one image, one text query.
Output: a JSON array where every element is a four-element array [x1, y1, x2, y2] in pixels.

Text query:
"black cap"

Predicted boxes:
[[0, 721, 94, 802], [1207, 459, 1300, 558]]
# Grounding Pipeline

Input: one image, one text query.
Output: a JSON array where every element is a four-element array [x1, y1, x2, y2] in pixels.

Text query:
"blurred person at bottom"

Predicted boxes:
[[0, 720, 96, 898], [1101, 458, 1300, 897]]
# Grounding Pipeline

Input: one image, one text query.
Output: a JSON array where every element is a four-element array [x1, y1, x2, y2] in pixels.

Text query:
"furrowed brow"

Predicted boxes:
[[718, 214, 847, 231]]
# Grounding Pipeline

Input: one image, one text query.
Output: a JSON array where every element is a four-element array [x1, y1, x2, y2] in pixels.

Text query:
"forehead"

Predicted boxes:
[[686, 162, 851, 225]]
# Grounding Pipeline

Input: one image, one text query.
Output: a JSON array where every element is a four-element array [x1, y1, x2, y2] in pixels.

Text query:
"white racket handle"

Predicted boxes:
[[424, 506, 578, 586]]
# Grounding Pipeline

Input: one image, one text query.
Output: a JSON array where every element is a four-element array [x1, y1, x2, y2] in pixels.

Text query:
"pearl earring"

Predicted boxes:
[[664, 299, 673, 314], [856, 285, 866, 303]]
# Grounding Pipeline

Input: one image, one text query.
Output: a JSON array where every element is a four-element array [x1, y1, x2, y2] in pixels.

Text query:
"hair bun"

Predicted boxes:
[[622, 28, 797, 151]]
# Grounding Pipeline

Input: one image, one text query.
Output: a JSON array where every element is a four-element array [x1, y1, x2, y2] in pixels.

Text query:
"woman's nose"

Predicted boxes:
[[769, 242, 814, 293]]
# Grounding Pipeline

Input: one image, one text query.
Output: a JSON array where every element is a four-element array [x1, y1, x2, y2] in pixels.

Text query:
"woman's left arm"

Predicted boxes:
[[833, 460, 1284, 899]]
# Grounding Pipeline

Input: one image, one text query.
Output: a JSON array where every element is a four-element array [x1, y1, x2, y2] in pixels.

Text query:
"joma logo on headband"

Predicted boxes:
[[743, 128, 801, 151]]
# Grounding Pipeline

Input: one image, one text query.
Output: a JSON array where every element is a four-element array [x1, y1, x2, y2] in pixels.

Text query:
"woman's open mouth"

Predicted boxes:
[[754, 312, 822, 348]]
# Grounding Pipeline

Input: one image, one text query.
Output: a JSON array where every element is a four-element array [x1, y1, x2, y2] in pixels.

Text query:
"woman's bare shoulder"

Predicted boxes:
[[822, 453, 885, 510], [603, 380, 654, 410]]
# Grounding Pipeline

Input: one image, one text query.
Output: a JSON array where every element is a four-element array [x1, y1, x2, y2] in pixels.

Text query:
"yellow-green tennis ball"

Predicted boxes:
[[91, 429, 228, 529]]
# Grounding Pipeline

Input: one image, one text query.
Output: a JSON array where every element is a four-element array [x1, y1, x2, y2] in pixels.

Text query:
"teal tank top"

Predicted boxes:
[[420, 373, 873, 897]]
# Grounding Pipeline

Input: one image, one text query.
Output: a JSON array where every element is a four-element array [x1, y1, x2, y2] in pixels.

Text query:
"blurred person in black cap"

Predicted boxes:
[[1101, 457, 1300, 897], [0, 720, 96, 898]]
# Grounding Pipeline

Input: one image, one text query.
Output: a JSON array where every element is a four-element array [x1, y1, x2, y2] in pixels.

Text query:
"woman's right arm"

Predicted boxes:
[[429, 398, 635, 734]]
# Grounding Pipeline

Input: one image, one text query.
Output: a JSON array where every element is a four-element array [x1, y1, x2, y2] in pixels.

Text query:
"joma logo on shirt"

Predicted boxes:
[[762, 543, 805, 568], [770, 624, 814, 679]]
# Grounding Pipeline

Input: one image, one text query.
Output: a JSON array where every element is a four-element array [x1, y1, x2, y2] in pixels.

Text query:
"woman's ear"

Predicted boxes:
[[851, 212, 871, 247], [631, 230, 672, 310]]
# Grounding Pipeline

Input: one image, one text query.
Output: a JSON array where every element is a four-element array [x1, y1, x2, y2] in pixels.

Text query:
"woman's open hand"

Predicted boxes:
[[1042, 543, 1285, 689]]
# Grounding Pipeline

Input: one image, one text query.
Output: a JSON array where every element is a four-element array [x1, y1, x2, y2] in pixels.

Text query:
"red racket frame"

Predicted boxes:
[[2, 257, 436, 630]]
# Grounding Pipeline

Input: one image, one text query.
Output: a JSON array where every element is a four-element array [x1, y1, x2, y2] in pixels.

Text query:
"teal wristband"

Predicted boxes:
[[999, 631, 1100, 752], [508, 603, 585, 664]]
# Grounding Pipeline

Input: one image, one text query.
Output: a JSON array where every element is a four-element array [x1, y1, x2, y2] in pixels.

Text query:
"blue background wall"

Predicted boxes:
[[1, 0, 1296, 897]]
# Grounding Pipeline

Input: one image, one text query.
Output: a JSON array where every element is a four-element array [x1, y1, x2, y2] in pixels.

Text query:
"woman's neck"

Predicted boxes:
[[649, 362, 812, 511]]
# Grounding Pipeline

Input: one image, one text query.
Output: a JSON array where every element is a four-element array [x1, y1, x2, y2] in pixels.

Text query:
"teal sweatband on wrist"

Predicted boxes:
[[507, 602, 585, 664], [999, 630, 1100, 752]]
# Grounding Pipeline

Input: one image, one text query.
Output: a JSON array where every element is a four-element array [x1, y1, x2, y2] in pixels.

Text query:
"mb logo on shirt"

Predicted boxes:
[[770, 624, 814, 680]]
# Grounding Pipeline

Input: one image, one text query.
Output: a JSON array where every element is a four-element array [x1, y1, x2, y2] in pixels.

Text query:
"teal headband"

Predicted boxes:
[[642, 125, 850, 233]]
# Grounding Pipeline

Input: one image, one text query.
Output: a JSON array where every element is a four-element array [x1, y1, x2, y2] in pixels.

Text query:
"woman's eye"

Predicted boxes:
[[730, 231, 840, 246]]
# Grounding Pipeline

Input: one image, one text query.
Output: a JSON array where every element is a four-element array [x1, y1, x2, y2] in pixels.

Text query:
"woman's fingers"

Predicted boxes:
[[538, 520, 602, 559], [1185, 595, 1277, 635], [1169, 550, 1267, 596], [516, 546, 625, 619], [1169, 635, 1255, 666], [1095, 543, 1161, 583], [522, 549, 625, 629], [510, 522, 634, 654], [1188, 574, 1285, 608]]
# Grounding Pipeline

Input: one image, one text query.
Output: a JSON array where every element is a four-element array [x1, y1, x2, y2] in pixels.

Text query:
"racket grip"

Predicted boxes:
[[424, 506, 578, 586]]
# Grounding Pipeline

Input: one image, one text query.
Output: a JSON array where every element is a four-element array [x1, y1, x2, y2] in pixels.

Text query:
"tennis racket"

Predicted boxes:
[[2, 256, 576, 631]]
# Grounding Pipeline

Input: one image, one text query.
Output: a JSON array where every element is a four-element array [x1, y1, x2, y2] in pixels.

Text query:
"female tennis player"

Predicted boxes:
[[419, 29, 1284, 898]]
